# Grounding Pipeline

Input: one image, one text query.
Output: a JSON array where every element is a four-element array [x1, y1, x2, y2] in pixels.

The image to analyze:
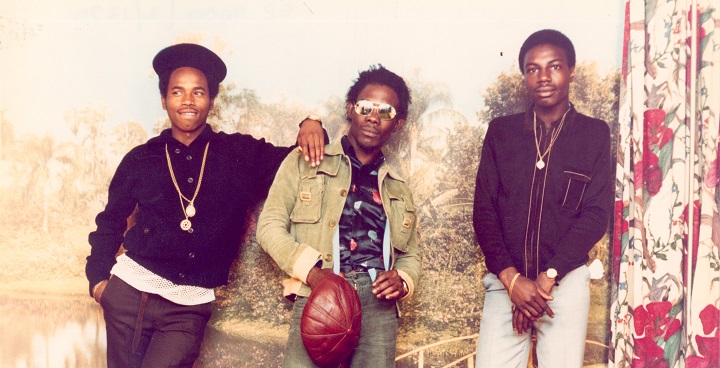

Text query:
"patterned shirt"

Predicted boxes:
[[338, 136, 386, 274]]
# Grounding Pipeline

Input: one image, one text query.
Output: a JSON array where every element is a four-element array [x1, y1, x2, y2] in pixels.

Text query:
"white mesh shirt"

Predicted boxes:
[[111, 253, 215, 306]]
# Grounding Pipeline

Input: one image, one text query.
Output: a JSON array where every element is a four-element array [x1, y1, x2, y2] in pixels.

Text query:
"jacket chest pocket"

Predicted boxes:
[[290, 175, 324, 224], [560, 170, 591, 211], [387, 192, 416, 252]]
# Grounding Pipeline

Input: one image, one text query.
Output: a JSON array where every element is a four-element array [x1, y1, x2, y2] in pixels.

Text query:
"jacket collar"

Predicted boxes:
[[148, 124, 216, 148], [523, 103, 577, 134], [320, 137, 405, 182]]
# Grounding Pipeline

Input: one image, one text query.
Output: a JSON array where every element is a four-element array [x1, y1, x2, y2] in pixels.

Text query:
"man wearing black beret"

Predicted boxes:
[[85, 43, 327, 367]]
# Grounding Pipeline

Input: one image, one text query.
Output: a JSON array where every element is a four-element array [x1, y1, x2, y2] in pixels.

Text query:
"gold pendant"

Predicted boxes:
[[180, 219, 192, 231], [536, 160, 546, 170], [186, 203, 196, 217]]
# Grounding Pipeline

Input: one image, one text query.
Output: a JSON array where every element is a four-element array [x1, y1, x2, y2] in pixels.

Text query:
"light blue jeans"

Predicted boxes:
[[283, 272, 398, 368], [475, 265, 590, 368]]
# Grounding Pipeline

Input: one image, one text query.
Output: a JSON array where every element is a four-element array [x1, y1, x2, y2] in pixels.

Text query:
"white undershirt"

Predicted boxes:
[[110, 253, 215, 306]]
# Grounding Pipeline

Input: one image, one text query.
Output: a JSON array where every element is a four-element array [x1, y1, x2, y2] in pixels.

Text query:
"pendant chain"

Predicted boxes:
[[533, 108, 570, 169], [165, 142, 210, 231]]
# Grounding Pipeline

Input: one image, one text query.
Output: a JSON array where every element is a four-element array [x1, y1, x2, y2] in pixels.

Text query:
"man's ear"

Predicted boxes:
[[393, 118, 406, 132], [161, 95, 167, 110], [569, 66, 576, 82], [346, 102, 354, 119], [209, 98, 215, 110]]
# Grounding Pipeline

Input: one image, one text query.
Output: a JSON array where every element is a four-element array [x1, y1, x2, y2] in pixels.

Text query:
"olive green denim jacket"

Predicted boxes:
[[257, 138, 420, 301]]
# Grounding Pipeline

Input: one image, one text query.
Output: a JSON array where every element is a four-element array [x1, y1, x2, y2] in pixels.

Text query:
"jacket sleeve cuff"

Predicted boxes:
[[292, 245, 323, 283]]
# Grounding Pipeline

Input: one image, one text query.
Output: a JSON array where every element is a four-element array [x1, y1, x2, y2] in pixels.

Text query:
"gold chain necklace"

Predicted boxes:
[[165, 142, 210, 232], [532, 108, 570, 170]]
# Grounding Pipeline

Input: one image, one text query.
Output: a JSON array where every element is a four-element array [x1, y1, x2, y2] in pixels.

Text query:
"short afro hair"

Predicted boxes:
[[518, 29, 575, 73], [345, 65, 411, 121]]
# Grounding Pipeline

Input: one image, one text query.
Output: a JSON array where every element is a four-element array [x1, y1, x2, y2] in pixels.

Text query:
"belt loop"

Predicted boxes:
[[132, 292, 149, 354]]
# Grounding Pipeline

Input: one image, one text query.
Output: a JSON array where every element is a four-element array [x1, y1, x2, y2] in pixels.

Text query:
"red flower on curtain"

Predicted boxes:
[[634, 301, 682, 341], [686, 305, 720, 368], [640, 109, 671, 196], [645, 164, 663, 196], [637, 149, 662, 196], [633, 336, 670, 368], [632, 302, 682, 367], [644, 109, 673, 149]]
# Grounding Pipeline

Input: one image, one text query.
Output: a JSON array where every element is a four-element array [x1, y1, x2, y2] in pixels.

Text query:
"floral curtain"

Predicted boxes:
[[611, 0, 720, 367]]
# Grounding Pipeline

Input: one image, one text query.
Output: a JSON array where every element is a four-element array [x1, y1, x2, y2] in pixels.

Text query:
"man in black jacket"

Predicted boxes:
[[473, 30, 612, 367], [85, 43, 327, 368]]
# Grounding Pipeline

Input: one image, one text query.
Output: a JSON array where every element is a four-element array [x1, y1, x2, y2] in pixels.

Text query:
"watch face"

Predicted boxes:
[[547, 269, 558, 278]]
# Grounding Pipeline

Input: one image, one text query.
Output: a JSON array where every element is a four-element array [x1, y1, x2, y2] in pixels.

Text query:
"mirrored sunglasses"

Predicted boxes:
[[354, 100, 397, 120]]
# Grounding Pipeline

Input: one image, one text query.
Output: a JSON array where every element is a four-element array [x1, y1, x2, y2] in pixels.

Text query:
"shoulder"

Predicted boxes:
[[381, 162, 414, 198], [487, 112, 525, 134], [488, 112, 525, 127], [483, 112, 527, 146], [212, 131, 291, 156], [572, 112, 610, 135], [121, 139, 160, 162], [213, 131, 267, 146]]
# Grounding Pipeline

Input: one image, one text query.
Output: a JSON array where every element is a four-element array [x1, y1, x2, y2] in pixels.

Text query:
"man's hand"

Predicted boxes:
[[306, 267, 337, 290], [512, 307, 534, 335], [372, 270, 405, 300], [92, 280, 109, 304], [509, 276, 555, 320], [535, 272, 556, 295], [297, 119, 324, 167]]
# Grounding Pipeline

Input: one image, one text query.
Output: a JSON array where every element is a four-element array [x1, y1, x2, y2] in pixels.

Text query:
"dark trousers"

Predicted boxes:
[[100, 276, 213, 368]]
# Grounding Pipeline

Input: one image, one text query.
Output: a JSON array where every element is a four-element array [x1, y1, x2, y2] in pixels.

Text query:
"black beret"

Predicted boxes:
[[152, 43, 227, 86]]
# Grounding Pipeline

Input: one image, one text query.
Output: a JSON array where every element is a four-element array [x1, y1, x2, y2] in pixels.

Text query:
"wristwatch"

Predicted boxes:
[[545, 268, 558, 279], [306, 114, 322, 122], [299, 114, 322, 127]]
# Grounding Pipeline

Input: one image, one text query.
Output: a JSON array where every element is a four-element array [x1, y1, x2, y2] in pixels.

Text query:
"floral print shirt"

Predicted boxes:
[[338, 136, 386, 274]]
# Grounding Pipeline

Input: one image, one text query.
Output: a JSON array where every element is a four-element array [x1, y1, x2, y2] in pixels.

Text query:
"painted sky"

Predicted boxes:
[[0, 0, 623, 136]]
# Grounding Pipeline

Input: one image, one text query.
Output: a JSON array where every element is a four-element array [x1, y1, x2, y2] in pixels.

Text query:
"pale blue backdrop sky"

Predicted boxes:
[[1, 0, 623, 137]]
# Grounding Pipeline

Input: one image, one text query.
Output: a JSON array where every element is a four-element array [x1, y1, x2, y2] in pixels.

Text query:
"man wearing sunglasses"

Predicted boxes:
[[257, 65, 420, 367], [472, 29, 612, 367]]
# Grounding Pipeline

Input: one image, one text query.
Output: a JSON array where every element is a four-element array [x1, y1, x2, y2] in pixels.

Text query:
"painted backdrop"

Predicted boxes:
[[0, 1, 622, 367]]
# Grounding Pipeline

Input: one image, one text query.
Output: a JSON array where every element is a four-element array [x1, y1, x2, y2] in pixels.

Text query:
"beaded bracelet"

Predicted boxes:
[[508, 273, 521, 297]]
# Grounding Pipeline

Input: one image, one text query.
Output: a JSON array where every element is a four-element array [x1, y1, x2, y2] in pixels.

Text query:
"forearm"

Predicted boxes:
[[392, 243, 420, 300], [86, 227, 124, 295], [548, 134, 612, 278], [256, 153, 321, 282], [86, 179, 136, 295]]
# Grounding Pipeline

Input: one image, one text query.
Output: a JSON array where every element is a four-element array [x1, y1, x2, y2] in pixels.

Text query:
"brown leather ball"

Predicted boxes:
[[301, 273, 362, 368]]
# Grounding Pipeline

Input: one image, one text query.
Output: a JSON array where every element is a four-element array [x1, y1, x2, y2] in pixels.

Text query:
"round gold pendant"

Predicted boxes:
[[186, 204, 196, 217], [536, 160, 546, 170], [180, 219, 192, 231]]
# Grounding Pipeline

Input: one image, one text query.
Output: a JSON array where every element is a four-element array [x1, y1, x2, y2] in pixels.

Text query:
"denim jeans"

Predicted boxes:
[[283, 272, 398, 368], [475, 265, 590, 368]]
